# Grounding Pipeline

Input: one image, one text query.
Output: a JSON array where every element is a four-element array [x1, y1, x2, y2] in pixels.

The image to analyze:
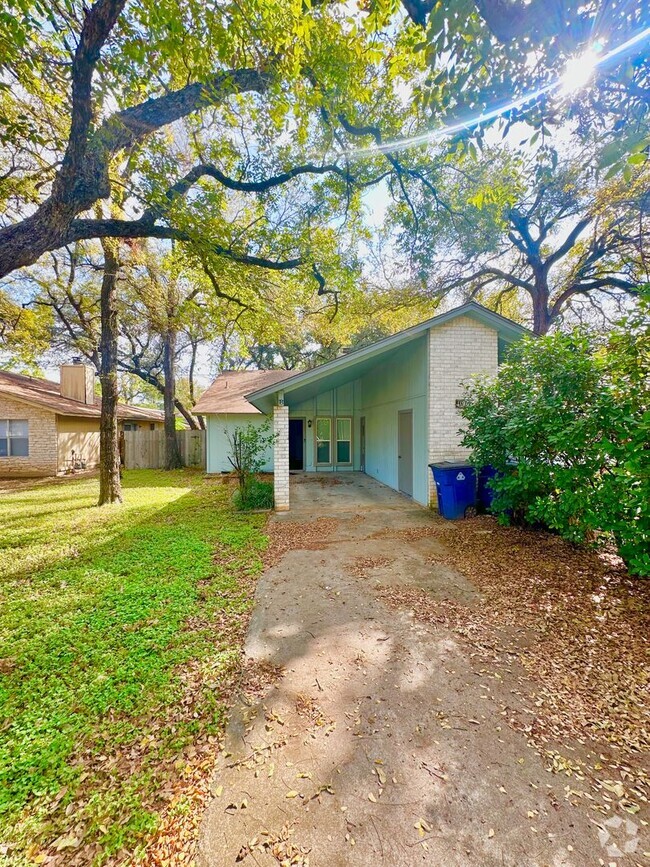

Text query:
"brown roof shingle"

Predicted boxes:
[[0, 369, 165, 422], [193, 370, 296, 414]]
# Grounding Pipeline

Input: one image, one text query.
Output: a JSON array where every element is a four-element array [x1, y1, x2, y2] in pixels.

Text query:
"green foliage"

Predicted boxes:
[[385, 142, 649, 333], [233, 478, 274, 511], [226, 421, 277, 509], [460, 302, 650, 576], [0, 470, 267, 861], [396, 0, 650, 171], [0, 288, 51, 367]]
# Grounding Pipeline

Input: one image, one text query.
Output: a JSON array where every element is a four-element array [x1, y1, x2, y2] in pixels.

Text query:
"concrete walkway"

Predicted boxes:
[[199, 474, 603, 866]]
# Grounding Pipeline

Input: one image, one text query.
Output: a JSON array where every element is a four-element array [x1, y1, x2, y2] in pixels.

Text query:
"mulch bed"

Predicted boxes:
[[376, 515, 650, 821]]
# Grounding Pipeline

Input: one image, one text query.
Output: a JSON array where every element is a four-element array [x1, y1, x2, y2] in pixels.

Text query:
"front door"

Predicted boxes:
[[289, 418, 304, 470], [360, 416, 366, 472], [398, 410, 413, 497]]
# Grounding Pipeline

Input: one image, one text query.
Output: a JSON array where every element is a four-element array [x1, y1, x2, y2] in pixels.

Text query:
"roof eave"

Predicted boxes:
[[245, 302, 529, 410]]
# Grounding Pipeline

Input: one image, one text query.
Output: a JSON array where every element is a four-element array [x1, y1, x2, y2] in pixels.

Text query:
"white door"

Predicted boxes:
[[398, 410, 413, 497]]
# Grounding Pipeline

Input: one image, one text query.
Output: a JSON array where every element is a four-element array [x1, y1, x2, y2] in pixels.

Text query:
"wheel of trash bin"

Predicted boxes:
[[464, 505, 477, 518]]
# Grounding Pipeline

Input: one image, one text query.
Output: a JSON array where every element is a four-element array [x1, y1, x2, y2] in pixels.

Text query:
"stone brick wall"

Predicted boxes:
[[0, 397, 58, 477], [273, 405, 290, 511], [427, 316, 498, 503]]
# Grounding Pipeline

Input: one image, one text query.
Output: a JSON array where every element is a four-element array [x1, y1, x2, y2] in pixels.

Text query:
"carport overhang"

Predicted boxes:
[[245, 302, 529, 414], [246, 302, 529, 512]]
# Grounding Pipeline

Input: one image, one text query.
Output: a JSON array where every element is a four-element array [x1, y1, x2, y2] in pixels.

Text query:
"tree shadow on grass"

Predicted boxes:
[[0, 470, 210, 583], [0, 476, 265, 862]]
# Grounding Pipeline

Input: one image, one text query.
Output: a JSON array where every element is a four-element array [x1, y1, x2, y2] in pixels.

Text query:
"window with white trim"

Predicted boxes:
[[0, 419, 29, 457], [315, 417, 352, 465], [336, 417, 352, 464], [315, 417, 331, 464]]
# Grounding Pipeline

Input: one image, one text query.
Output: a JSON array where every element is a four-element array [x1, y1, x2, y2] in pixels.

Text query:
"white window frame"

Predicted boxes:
[[0, 419, 29, 458], [335, 417, 352, 465], [315, 417, 332, 465]]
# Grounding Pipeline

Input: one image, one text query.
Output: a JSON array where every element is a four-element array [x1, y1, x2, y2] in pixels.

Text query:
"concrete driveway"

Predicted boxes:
[[199, 474, 603, 866]]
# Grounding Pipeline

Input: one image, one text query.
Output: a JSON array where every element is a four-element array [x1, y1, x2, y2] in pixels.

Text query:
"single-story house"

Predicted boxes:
[[0, 362, 164, 477], [193, 302, 528, 510]]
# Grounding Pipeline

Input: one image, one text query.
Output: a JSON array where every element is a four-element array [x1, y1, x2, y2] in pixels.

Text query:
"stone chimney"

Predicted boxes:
[[60, 358, 95, 405]]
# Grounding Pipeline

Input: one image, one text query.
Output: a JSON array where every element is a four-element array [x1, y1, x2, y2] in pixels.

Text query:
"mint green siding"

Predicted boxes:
[[359, 336, 429, 506], [205, 413, 274, 473], [205, 338, 429, 505]]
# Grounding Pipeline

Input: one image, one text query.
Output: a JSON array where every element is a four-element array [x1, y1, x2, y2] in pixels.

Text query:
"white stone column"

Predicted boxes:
[[273, 404, 290, 511]]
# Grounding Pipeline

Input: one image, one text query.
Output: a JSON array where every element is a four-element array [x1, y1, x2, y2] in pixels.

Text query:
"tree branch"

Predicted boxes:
[[545, 216, 593, 269], [94, 68, 271, 164], [445, 266, 536, 294], [53, 0, 127, 206], [140, 159, 353, 224], [549, 276, 639, 320], [64, 218, 304, 270], [0, 66, 271, 277]]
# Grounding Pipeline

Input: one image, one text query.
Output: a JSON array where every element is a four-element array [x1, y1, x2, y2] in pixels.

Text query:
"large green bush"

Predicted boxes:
[[461, 299, 649, 576]]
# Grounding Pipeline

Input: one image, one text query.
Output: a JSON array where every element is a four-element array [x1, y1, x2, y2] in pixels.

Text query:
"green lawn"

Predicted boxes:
[[0, 470, 267, 865]]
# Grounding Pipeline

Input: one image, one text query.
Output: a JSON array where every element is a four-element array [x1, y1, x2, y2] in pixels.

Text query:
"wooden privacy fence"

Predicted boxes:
[[123, 429, 206, 470]]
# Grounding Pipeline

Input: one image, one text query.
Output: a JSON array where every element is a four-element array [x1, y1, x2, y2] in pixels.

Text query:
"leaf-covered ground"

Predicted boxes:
[[378, 515, 650, 824], [0, 470, 268, 866]]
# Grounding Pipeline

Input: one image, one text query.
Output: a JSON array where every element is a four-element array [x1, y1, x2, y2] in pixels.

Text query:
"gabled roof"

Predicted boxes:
[[246, 302, 529, 413], [193, 370, 295, 415], [0, 369, 165, 422]]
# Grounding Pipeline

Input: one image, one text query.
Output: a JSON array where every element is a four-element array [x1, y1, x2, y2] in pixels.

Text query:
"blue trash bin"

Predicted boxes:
[[429, 462, 477, 520]]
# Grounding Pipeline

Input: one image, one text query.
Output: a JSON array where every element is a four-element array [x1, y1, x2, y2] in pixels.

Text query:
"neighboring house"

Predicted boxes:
[[0, 361, 165, 477], [194, 369, 296, 474], [194, 302, 528, 511]]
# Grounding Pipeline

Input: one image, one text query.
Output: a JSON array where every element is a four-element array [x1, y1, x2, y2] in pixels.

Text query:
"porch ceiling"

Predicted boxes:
[[248, 339, 419, 413], [285, 345, 411, 407]]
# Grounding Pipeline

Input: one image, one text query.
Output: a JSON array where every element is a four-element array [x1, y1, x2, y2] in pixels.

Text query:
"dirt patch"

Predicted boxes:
[[129, 659, 281, 867], [348, 555, 396, 578], [0, 471, 97, 494], [437, 518, 650, 753], [263, 517, 339, 567], [293, 474, 342, 486], [121, 549, 281, 867], [369, 524, 444, 541]]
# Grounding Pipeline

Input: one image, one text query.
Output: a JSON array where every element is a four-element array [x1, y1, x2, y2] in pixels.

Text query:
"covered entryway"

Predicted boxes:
[[249, 334, 431, 511], [241, 303, 529, 511]]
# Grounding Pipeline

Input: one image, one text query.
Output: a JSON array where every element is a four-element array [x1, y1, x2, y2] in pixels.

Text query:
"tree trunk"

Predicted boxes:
[[98, 240, 122, 505], [119, 363, 199, 429], [188, 338, 206, 430], [531, 276, 552, 335], [163, 327, 183, 469]]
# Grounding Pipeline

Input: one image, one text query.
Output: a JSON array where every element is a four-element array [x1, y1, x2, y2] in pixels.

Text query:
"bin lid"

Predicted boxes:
[[429, 461, 475, 469]]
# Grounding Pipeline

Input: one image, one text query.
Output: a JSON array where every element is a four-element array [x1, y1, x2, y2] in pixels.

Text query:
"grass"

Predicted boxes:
[[233, 478, 274, 511], [0, 470, 268, 865]]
